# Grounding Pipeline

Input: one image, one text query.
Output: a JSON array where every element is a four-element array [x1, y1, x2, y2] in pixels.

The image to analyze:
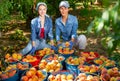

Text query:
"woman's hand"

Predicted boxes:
[[50, 40, 54, 46]]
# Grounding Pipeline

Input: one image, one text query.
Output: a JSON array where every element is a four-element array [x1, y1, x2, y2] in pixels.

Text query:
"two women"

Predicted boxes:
[[20, 1, 87, 55]]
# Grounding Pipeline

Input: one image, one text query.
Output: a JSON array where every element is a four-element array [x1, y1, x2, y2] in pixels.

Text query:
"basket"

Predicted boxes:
[[81, 52, 99, 64]]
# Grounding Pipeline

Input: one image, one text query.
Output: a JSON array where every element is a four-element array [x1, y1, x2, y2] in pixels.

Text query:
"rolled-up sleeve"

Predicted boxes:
[[31, 19, 36, 41], [71, 16, 78, 39], [48, 18, 53, 40], [55, 21, 61, 42]]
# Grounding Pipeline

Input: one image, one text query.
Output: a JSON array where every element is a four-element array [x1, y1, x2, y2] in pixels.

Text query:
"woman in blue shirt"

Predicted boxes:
[[20, 2, 54, 55], [55, 1, 87, 53]]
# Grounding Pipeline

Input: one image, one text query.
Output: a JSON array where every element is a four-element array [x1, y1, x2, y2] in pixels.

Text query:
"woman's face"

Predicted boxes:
[[38, 5, 47, 17], [59, 6, 69, 17]]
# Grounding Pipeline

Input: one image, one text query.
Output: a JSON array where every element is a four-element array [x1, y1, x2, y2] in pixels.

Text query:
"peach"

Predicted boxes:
[[21, 75, 28, 81], [12, 53, 18, 59], [26, 71, 34, 78], [67, 74, 74, 80], [65, 42, 70, 47], [5, 53, 11, 59], [36, 70, 43, 78]]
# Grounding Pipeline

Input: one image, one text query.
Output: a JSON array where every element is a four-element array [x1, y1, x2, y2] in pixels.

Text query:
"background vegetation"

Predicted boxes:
[[0, 0, 120, 64]]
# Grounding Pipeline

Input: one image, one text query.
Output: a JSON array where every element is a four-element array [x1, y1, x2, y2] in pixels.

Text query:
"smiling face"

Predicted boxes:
[[59, 6, 69, 17], [38, 5, 47, 17]]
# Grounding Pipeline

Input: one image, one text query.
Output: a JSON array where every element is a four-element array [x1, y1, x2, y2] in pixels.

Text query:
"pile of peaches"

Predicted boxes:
[[94, 55, 116, 68], [58, 42, 74, 54], [5, 53, 22, 63], [0, 69, 17, 80], [48, 73, 74, 81], [66, 56, 85, 65], [81, 52, 99, 62], [0, 62, 29, 80], [44, 54, 65, 62], [21, 67, 47, 81], [100, 67, 120, 81], [75, 73, 100, 81], [36, 48, 54, 56], [39, 59, 62, 73], [22, 55, 38, 63], [78, 64, 99, 74]]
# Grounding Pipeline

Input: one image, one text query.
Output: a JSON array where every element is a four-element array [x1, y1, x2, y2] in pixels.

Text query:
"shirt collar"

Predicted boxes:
[[60, 14, 70, 24]]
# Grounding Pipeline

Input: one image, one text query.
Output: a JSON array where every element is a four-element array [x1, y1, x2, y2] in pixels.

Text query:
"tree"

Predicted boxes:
[[87, 1, 120, 56]]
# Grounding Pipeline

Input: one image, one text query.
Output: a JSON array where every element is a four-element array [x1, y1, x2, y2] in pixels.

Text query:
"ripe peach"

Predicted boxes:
[[26, 71, 34, 78], [90, 68, 96, 73], [5, 53, 11, 59], [101, 74, 110, 81], [67, 74, 74, 80], [17, 54, 22, 60], [32, 75, 38, 81], [12, 53, 18, 59], [36, 70, 42, 78], [21, 75, 28, 81]]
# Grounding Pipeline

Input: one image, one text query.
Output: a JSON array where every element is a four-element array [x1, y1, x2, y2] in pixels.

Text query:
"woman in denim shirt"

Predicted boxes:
[[55, 1, 87, 53], [20, 2, 54, 55]]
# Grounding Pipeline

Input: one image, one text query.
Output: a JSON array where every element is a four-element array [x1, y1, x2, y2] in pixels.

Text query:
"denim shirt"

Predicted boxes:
[[31, 15, 53, 41], [55, 14, 78, 42]]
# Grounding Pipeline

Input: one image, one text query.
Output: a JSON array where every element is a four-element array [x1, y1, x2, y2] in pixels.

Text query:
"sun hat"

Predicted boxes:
[[59, 1, 70, 8], [36, 2, 47, 11]]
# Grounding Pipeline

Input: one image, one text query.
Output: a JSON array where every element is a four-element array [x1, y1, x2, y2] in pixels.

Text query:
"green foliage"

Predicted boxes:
[[87, 1, 120, 56], [0, 0, 12, 19], [9, 29, 28, 41]]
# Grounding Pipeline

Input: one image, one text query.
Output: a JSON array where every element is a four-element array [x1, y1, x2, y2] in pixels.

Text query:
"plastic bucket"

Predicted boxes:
[[65, 61, 78, 77]]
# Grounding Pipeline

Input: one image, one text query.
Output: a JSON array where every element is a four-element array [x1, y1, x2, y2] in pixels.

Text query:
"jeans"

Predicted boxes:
[[20, 39, 51, 55]]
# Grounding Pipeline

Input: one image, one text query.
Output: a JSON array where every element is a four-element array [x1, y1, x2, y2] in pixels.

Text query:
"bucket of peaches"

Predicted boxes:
[[58, 42, 74, 59], [0, 62, 19, 81], [38, 59, 63, 76], [5, 53, 22, 64], [0, 60, 30, 81], [65, 56, 86, 76], [48, 70, 75, 81], [93, 55, 116, 69], [20, 67, 47, 81], [35, 48, 55, 60], [21, 54, 40, 67], [78, 64, 99, 76], [80, 52, 99, 64], [43, 54, 65, 65]]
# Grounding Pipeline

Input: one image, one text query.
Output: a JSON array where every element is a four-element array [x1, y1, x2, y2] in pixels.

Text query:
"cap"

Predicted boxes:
[[36, 2, 47, 11], [59, 1, 70, 8]]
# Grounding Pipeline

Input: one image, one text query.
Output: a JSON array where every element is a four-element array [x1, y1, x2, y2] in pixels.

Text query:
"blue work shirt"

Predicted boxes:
[[31, 15, 53, 41], [55, 14, 78, 42]]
